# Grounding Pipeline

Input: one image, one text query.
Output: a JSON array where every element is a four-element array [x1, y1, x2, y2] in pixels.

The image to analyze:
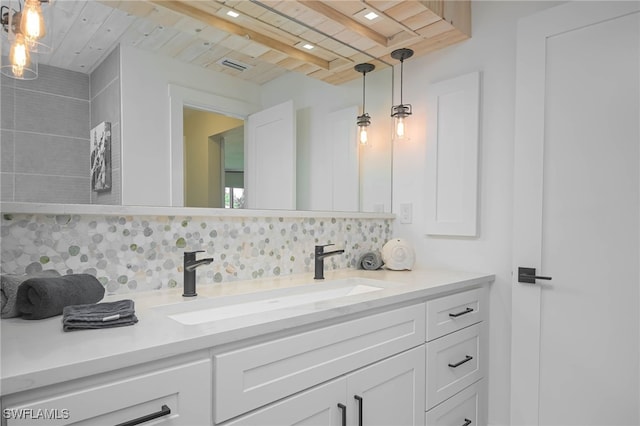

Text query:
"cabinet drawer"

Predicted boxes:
[[426, 380, 485, 426], [426, 323, 484, 410], [426, 288, 485, 341], [2, 358, 211, 426], [214, 303, 425, 423], [224, 377, 346, 426]]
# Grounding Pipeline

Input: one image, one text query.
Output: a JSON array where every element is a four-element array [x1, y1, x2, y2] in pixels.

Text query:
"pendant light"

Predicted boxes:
[[1, 4, 38, 80], [390, 48, 414, 140], [21, 0, 45, 42], [0, 0, 51, 80], [20, 0, 53, 53], [355, 63, 375, 145], [9, 33, 30, 76]]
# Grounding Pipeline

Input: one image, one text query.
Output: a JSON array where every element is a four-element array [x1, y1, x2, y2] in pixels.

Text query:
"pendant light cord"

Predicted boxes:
[[399, 59, 404, 105], [362, 71, 366, 112]]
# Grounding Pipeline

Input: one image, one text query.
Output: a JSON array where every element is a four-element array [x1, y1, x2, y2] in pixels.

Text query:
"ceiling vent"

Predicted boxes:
[[216, 57, 252, 72]]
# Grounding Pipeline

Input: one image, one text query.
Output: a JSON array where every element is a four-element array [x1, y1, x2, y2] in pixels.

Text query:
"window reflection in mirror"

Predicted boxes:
[[183, 107, 244, 208]]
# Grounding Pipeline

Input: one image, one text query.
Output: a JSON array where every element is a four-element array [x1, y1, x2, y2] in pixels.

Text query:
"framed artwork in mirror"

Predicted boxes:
[[90, 121, 112, 192]]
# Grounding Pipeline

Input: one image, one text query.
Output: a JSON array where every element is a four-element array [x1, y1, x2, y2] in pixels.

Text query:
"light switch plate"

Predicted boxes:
[[399, 203, 412, 224]]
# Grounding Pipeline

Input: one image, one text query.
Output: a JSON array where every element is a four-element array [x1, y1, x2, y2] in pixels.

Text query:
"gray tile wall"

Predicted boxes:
[[1, 64, 91, 203], [90, 46, 121, 205]]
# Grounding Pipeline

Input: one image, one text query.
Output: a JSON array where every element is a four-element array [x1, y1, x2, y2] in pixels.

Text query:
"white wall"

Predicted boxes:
[[390, 2, 561, 424], [260, 69, 393, 212], [119, 45, 261, 206]]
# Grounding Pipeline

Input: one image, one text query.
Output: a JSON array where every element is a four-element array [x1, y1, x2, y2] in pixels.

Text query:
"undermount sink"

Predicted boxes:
[[153, 277, 389, 326]]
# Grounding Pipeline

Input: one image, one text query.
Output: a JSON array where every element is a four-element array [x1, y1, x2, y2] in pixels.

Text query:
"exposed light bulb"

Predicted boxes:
[[395, 117, 405, 138], [359, 126, 368, 145], [10, 34, 29, 78], [21, 0, 46, 43]]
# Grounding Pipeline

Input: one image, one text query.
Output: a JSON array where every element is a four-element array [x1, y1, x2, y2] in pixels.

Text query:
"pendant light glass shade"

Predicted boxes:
[[357, 112, 370, 145], [20, 0, 52, 53], [355, 63, 375, 145], [1, 13, 38, 80], [392, 105, 410, 139], [21, 0, 46, 42], [390, 48, 414, 141], [10, 33, 30, 74]]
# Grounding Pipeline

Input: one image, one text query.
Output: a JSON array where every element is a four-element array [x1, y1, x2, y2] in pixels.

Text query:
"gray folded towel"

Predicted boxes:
[[357, 251, 384, 270], [62, 299, 138, 331], [16, 274, 105, 320], [1, 270, 61, 318]]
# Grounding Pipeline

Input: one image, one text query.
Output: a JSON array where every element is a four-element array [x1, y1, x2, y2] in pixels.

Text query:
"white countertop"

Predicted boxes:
[[0, 268, 493, 396]]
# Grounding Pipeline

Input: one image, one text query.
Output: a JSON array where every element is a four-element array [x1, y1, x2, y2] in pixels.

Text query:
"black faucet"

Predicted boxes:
[[183, 250, 214, 297], [314, 244, 345, 280]]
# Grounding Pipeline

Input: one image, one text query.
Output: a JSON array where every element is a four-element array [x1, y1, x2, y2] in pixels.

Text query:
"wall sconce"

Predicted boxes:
[[1, 0, 50, 80], [355, 62, 375, 145], [390, 48, 414, 140]]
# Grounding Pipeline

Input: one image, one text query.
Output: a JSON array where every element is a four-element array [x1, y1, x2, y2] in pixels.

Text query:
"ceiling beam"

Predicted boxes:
[[300, 1, 389, 47], [149, 1, 330, 70]]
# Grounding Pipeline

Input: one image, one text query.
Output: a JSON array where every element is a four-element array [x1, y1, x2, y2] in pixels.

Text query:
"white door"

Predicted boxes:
[[511, 3, 639, 425], [245, 100, 296, 210]]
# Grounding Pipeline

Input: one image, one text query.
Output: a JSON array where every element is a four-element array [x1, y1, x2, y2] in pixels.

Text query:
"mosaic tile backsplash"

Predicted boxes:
[[1, 213, 392, 294]]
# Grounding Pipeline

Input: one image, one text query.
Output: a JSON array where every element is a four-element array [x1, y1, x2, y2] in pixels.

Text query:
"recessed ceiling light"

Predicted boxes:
[[354, 9, 382, 23], [295, 41, 316, 50], [364, 11, 379, 20], [226, 10, 239, 18]]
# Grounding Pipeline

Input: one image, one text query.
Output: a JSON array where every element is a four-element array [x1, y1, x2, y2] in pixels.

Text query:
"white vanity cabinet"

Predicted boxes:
[[0, 274, 492, 426], [224, 346, 425, 426], [425, 288, 488, 426], [214, 303, 426, 425], [0, 354, 212, 426]]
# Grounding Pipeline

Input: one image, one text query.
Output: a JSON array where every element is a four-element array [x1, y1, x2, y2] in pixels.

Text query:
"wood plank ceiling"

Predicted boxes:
[[39, 0, 471, 85]]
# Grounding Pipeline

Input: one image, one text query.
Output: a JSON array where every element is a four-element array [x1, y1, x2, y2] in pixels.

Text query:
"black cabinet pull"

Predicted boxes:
[[449, 307, 474, 318], [462, 419, 472, 426], [337, 403, 347, 426], [448, 355, 473, 368], [354, 395, 363, 426], [115, 404, 171, 426]]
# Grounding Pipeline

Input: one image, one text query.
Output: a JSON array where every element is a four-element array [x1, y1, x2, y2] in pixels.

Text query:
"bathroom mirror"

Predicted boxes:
[[0, 1, 393, 213]]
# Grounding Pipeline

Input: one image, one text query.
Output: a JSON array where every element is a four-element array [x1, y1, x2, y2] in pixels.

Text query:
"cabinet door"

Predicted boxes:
[[346, 346, 425, 426], [224, 378, 346, 426]]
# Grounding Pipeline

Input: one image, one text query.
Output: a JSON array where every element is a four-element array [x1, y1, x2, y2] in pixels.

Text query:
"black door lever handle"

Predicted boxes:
[[518, 267, 552, 284]]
